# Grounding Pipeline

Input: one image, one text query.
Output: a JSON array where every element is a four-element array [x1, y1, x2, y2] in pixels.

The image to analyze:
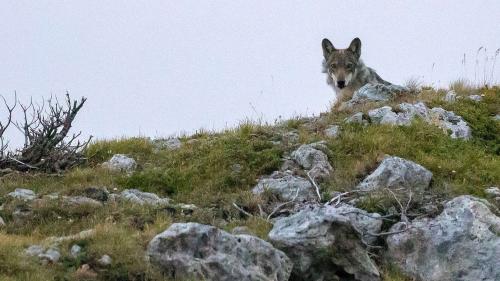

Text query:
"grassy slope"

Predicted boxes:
[[0, 86, 498, 281]]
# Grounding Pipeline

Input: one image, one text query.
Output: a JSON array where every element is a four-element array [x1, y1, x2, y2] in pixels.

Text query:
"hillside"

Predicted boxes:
[[0, 84, 499, 281]]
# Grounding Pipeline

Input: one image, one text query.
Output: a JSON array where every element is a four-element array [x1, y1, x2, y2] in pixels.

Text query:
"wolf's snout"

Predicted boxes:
[[337, 81, 346, 89]]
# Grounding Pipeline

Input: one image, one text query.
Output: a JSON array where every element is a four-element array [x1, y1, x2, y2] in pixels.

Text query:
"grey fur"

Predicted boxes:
[[322, 37, 390, 101]]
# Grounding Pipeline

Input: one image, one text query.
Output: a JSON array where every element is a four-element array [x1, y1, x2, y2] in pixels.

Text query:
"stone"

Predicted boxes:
[[97, 254, 112, 266], [252, 171, 316, 202], [269, 205, 381, 281], [153, 138, 182, 150], [344, 83, 408, 107], [63, 196, 102, 208], [345, 112, 367, 124], [147, 223, 292, 281], [282, 131, 300, 144], [485, 186, 500, 198], [428, 107, 471, 139], [25, 245, 44, 257], [102, 154, 136, 172], [468, 94, 482, 101], [8, 188, 36, 201], [39, 248, 61, 264], [120, 189, 170, 206], [357, 156, 432, 197], [291, 143, 333, 180], [324, 125, 340, 138], [70, 244, 82, 258], [386, 195, 500, 281], [444, 90, 457, 102], [368, 106, 401, 125]]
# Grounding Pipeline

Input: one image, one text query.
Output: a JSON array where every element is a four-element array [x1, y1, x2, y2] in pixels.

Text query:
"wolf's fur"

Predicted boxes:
[[322, 37, 390, 101]]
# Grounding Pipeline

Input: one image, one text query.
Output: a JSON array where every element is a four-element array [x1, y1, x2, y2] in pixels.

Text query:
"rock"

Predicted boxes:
[[231, 226, 253, 235], [324, 125, 340, 138], [268, 205, 381, 281], [39, 248, 61, 264], [12, 205, 34, 224], [47, 229, 95, 244], [494, 114, 500, 121], [63, 196, 102, 208], [291, 143, 333, 180], [0, 216, 5, 227], [357, 156, 432, 197], [485, 186, 500, 198], [147, 223, 292, 281], [70, 244, 82, 258], [25, 245, 45, 257], [120, 189, 170, 206], [468, 94, 482, 101], [252, 171, 317, 202], [386, 195, 500, 281], [8, 188, 36, 201], [97, 254, 112, 266], [345, 112, 367, 124], [428, 107, 471, 139], [444, 90, 457, 102], [83, 187, 109, 202], [153, 138, 182, 150], [344, 83, 408, 107], [102, 154, 136, 172], [368, 106, 401, 125]]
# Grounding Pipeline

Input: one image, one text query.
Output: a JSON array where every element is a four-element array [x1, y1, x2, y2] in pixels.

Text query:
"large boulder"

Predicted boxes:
[[268, 205, 381, 281], [386, 195, 500, 281], [252, 171, 316, 202], [291, 143, 333, 180], [102, 154, 136, 172], [344, 83, 408, 108], [357, 156, 432, 196], [147, 223, 292, 281]]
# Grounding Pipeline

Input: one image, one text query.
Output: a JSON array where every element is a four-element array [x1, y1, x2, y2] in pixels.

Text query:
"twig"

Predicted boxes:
[[232, 203, 253, 217], [8, 156, 39, 169], [306, 170, 322, 201], [365, 223, 410, 237], [266, 187, 300, 221]]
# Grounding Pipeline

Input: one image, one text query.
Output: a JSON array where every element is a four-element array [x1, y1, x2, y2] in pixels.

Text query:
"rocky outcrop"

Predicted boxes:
[[386, 195, 500, 281], [268, 205, 381, 281], [147, 223, 292, 281], [102, 154, 136, 172]]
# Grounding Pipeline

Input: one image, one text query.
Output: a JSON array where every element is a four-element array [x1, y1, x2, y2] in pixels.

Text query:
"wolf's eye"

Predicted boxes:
[[346, 63, 354, 69]]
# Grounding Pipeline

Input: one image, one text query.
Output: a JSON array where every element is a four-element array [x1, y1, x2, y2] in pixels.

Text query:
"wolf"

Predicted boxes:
[[322, 37, 390, 101]]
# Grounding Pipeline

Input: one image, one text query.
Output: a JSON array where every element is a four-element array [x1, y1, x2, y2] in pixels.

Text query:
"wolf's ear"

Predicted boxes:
[[322, 38, 336, 58], [348, 38, 361, 59]]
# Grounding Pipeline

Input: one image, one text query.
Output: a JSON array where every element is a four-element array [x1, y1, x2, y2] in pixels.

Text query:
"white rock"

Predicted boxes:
[[25, 245, 44, 257], [324, 125, 340, 138], [98, 254, 112, 266], [444, 90, 457, 102], [8, 188, 36, 201], [485, 187, 500, 198], [70, 244, 82, 258], [39, 248, 61, 263], [468, 94, 482, 101], [102, 154, 136, 172], [291, 143, 333, 180], [120, 189, 170, 206], [252, 172, 316, 202]]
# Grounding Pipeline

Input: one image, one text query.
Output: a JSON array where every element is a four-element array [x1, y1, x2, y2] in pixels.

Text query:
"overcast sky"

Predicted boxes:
[[1, 1, 499, 147]]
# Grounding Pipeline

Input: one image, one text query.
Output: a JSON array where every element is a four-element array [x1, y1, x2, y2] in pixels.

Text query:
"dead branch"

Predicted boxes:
[[306, 170, 322, 201]]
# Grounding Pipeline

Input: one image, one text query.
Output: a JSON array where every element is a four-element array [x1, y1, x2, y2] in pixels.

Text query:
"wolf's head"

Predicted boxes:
[[322, 37, 361, 89]]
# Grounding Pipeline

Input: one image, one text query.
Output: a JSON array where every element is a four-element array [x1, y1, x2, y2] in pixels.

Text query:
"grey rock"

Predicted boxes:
[[269, 205, 381, 281], [120, 189, 170, 206], [252, 171, 316, 202], [444, 90, 457, 102], [102, 154, 136, 172], [98, 255, 112, 266], [39, 248, 61, 264], [324, 125, 340, 138], [345, 112, 367, 124], [70, 244, 82, 258], [147, 223, 292, 281], [345, 83, 408, 107], [282, 131, 300, 144], [485, 187, 500, 198], [357, 156, 432, 198], [428, 107, 471, 139], [386, 195, 500, 281], [8, 188, 36, 201], [153, 138, 182, 150], [368, 106, 401, 125], [63, 196, 102, 208], [468, 94, 482, 101], [291, 143, 333, 180], [25, 245, 44, 257]]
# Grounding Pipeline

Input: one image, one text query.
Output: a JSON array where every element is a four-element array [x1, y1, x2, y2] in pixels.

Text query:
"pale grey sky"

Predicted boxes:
[[1, 1, 499, 147]]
